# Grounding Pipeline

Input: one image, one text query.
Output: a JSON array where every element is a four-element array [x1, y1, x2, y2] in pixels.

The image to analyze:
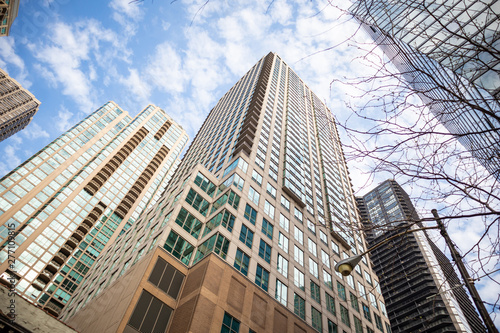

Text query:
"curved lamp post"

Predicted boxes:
[[334, 225, 439, 276], [334, 210, 498, 333]]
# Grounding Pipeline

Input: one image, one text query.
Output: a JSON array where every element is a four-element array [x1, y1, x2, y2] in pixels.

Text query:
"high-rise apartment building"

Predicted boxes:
[[62, 52, 391, 333], [349, 0, 500, 179], [0, 0, 19, 37], [0, 67, 41, 142], [0, 101, 188, 316], [356, 179, 485, 332]]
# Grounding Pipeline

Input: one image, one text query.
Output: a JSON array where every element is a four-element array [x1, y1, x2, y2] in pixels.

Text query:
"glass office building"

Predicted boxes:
[[0, 101, 188, 315], [350, 0, 500, 179], [63, 53, 390, 333]]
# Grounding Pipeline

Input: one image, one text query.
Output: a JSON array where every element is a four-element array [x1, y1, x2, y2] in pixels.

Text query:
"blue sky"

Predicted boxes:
[[0, 0, 360, 177], [1, 0, 499, 326]]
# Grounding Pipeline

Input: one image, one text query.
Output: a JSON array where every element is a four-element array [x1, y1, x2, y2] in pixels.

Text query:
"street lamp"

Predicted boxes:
[[334, 225, 439, 276], [335, 210, 499, 333]]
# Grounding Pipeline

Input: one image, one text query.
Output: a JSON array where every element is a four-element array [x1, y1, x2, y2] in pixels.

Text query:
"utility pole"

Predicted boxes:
[[432, 209, 498, 333]]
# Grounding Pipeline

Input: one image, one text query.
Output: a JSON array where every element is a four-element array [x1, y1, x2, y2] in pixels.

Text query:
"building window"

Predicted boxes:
[[328, 320, 338, 333], [234, 249, 250, 276], [163, 231, 194, 265], [374, 313, 384, 331], [363, 303, 372, 322], [350, 292, 360, 312], [365, 270, 373, 285], [244, 204, 257, 225], [280, 195, 290, 210], [307, 219, 316, 234], [175, 207, 202, 238], [259, 239, 272, 263], [278, 232, 288, 253], [380, 301, 387, 317], [331, 240, 339, 255], [340, 304, 350, 327], [194, 172, 216, 197], [358, 282, 367, 300], [267, 182, 276, 198], [261, 218, 273, 239], [294, 207, 303, 221], [354, 315, 363, 333], [385, 322, 392, 333], [320, 230, 328, 245], [321, 250, 331, 269], [279, 213, 289, 232], [294, 226, 303, 244], [239, 224, 253, 248], [294, 267, 305, 291], [323, 270, 333, 290], [277, 254, 289, 277], [326, 292, 336, 315], [310, 280, 320, 303], [311, 306, 322, 332], [309, 258, 319, 278], [337, 281, 346, 301], [294, 294, 305, 320], [294, 246, 304, 266], [275, 279, 288, 306], [251, 169, 263, 186], [346, 274, 355, 290], [369, 292, 378, 309], [185, 188, 210, 216], [221, 312, 240, 333], [128, 290, 173, 333], [307, 238, 317, 256], [248, 186, 260, 205], [255, 265, 269, 291], [148, 257, 185, 300], [264, 200, 275, 219]]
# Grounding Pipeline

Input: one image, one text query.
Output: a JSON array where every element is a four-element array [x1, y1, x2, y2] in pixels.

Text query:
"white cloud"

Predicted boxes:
[[0, 38, 31, 88], [145, 43, 186, 93], [0, 135, 23, 176], [22, 122, 50, 140], [109, 0, 144, 36], [29, 19, 125, 113], [54, 106, 74, 132], [161, 20, 171, 31], [119, 68, 151, 106]]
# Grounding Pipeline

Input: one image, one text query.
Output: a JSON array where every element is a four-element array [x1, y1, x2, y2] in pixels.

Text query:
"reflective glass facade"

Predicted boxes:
[[0, 101, 188, 315], [350, 0, 500, 179]]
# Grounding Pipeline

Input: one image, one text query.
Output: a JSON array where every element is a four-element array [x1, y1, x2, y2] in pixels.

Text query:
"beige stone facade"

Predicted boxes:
[[63, 53, 390, 333]]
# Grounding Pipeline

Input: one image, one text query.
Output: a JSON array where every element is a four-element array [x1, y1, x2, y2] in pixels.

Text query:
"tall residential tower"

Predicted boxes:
[[357, 179, 485, 332], [0, 102, 188, 315], [0, 68, 41, 142], [63, 53, 390, 333]]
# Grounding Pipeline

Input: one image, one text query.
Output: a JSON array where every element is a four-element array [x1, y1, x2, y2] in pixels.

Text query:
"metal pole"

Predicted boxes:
[[432, 209, 498, 333]]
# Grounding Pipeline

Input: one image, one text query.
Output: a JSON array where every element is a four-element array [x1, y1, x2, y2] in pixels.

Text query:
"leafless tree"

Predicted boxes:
[[320, 0, 500, 327]]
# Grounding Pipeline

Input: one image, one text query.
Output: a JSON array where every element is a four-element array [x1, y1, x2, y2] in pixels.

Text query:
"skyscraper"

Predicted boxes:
[[62, 52, 391, 333], [0, 101, 188, 316], [349, 0, 500, 179], [356, 179, 485, 332], [0, 67, 41, 142], [0, 0, 19, 37]]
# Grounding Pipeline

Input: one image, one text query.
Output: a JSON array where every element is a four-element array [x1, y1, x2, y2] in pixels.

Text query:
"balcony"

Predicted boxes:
[[44, 301, 62, 316], [54, 252, 67, 262], [73, 230, 84, 241]]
